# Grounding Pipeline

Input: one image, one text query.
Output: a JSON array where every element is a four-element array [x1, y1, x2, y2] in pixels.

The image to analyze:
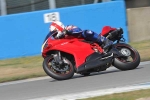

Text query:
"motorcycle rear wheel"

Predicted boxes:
[[43, 55, 74, 80], [113, 43, 140, 70]]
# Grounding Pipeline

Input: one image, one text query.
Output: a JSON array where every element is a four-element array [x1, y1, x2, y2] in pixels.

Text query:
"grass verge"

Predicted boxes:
[[79, 89, 150, 100], [129, 40, 150, 61], [0, 56, 46, 83]]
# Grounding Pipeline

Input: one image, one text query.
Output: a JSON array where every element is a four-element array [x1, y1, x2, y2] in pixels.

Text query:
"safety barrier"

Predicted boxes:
[[0, 1, 127, 59]]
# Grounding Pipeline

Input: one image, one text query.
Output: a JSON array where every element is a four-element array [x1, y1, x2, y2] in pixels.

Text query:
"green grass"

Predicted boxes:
[[79, 89, 150, 100], [129, 39, 150, 61], [0, 56, 46, 83]]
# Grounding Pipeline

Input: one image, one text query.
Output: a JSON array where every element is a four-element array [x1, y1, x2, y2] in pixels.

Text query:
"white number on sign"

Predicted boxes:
[[44, 12, 60, 23]]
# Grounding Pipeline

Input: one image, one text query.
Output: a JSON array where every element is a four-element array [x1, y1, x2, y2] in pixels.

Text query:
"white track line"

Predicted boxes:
[[29, 82, 150, 100]]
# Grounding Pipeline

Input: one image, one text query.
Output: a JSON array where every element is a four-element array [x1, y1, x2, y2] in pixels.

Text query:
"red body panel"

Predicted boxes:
[[101, 26, 116, 36], [42, 37, 97, 68]]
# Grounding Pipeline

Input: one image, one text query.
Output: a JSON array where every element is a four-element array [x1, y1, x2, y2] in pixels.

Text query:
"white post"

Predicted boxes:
[[31, 0, 35, 11], [48, 0, 56, 9], [94, 0, 99, 3], [0, 0, 7, 15], [81, 0, 85, 4]]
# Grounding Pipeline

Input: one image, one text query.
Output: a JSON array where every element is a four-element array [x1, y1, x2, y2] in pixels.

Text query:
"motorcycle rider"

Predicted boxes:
[[45, 21, 123, 50]]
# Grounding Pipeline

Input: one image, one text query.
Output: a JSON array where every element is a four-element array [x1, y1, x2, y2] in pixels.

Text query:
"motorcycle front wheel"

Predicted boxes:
[[113, 43, 140, 70], [43, 55, 74, 80]]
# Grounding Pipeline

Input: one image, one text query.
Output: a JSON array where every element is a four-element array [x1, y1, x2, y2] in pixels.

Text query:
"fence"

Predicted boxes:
[[1, 0, 102, 15]]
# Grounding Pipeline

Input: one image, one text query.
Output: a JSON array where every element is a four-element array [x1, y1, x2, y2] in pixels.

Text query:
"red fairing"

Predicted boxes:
[[42, 36, 103, 68], [101, 26, 116, 36]]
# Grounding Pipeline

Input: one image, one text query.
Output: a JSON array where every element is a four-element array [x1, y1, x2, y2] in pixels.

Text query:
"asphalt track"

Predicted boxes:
[[0, 61, 150, 100]]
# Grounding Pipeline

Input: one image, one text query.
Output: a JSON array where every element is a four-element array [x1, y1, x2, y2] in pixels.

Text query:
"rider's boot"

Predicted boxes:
[[103, 38, 113, 50], [97, 35, 113, 51]]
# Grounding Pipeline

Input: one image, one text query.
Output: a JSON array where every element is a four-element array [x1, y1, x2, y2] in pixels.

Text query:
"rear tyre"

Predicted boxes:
[[43, 55, 74, 80], [113, 43, 140, 70]]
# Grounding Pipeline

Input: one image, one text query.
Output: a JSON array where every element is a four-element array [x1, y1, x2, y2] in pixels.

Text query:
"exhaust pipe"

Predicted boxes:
[[77, 53, 113, 72]]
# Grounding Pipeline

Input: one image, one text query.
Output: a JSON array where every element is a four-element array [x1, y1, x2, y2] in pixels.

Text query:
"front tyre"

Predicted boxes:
[[43, 56, 74, 80], [113, 43, 140, 70]]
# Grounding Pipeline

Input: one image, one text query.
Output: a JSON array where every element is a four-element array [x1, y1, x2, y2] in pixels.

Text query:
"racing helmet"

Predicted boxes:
[[50, 21, 65, 34]]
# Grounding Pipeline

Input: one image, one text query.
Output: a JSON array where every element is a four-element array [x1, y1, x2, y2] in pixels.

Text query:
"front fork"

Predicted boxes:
[[53, 51, 64, 65]]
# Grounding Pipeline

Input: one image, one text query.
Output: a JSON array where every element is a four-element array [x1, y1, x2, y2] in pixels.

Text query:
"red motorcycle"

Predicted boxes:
[[41, 26, 140, 80]]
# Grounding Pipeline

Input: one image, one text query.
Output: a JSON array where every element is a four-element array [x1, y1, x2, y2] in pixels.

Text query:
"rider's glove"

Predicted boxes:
[[55, 30, 68, 39], [56, 32, 64, 39], [62, 29, 68, 35]]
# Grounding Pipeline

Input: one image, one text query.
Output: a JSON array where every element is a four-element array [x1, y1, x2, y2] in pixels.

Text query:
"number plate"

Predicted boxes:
[[44, 12, 60, 23]]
